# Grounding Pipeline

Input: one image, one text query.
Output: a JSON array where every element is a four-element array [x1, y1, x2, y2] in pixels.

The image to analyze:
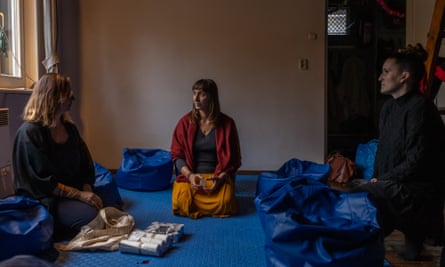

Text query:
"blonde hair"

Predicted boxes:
[[23, 73, 74, 127]]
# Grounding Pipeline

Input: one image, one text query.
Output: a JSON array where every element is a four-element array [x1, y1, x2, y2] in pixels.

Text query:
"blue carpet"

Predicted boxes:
[[53, 174, 393, 267], [54, 175, 266, 267]]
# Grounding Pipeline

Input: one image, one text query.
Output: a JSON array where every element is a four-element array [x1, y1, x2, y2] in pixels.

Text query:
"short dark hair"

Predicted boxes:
[[390, 43, 427, 89]]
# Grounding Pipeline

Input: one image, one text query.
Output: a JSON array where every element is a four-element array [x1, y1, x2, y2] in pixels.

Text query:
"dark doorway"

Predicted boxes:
[[327, 0, 406, 159]]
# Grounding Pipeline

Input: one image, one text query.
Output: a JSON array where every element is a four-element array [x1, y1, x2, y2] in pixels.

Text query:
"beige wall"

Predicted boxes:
[[72, 0, 437, 170], [0, 1, 438, 175], [406, 0, 435, 46], [406, 0, 445, 108], [76, 0, 326, 170]]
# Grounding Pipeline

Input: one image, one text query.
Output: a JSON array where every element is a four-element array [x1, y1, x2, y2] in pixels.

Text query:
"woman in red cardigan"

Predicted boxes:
[[170, 79, 241, 218]]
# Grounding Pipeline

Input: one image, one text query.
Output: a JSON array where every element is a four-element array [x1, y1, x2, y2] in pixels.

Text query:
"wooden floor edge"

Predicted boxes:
[[110, 169, 271, 175], [237, 170, 271, 175]]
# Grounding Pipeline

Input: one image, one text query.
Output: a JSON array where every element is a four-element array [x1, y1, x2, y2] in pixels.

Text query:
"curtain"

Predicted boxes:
[[42, 0, 59, 73]]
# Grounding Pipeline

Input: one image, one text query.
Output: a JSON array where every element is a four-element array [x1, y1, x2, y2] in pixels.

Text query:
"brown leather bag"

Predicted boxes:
[[326, 152, 356, 184]]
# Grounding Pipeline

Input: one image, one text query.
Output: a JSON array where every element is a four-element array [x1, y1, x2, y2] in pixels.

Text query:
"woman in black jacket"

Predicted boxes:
[[13, 73, 103, 238]]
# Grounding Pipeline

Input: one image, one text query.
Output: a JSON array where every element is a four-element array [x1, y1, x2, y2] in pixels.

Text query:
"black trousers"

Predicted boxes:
[[355, 180, 444, 244]]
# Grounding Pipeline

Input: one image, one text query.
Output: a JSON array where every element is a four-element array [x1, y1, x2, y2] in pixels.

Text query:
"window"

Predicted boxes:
[[328, 7, 349, 35], [0, 0, 38, 89], [327, 4, 355, 46], [0, 0, 21, 77], [327, 7, 348, 36]]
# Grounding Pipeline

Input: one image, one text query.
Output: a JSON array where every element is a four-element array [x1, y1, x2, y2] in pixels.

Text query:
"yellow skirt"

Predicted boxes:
[[172, 174, 238, 219]]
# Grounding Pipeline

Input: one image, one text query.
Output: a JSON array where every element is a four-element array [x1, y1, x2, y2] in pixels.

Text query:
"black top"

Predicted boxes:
[[175, 128, 217, 174], [13, 121, 95, 210], [193, 129, 217, 173], [374, 90, 445, 194]]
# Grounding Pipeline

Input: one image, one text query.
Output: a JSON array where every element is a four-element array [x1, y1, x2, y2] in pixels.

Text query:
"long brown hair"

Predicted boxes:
[[23, 73, 74, 127], [190, 79, 221, 126]]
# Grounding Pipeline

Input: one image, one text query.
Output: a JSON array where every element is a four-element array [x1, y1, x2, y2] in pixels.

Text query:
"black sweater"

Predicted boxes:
[[374, 90, 445, 194], [13, 121, 95, 211]]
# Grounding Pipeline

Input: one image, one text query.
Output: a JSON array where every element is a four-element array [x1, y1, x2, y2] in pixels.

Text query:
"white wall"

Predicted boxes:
[[77, 0, 326, 170]]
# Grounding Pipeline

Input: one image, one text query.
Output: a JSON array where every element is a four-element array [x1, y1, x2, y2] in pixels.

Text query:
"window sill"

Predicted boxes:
[[0, 88, 33, 94]]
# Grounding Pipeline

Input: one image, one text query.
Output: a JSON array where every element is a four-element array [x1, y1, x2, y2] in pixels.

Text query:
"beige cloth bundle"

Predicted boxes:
[[56, 207, 135, 251]]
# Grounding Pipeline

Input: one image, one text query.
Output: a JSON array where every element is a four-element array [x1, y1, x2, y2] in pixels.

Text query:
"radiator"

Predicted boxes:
[[0, 108, 14, 198]]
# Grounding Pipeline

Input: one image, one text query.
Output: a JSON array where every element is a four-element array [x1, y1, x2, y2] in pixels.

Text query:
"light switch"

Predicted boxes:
[[307, 32, 318, 40], [298, 58, 309, 70]]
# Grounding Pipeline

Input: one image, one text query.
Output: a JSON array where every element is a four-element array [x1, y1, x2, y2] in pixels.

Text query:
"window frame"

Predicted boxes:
[[0, 0, 39, 89]]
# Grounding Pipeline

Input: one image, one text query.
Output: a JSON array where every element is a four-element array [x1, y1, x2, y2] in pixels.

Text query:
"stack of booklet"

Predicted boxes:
[[119, 221, 184, 256]]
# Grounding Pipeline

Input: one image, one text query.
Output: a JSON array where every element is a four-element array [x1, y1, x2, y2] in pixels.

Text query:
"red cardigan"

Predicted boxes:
[[170, 112, 241, 182]]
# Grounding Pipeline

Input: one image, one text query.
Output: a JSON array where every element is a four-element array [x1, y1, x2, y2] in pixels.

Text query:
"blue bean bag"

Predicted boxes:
[[354, 139, 379, 180], [255, 177, 384, 267], [94, 162, 123, 209], [256, 158, 330, 196], [0, 196, 53, 260], [115, 148, 173, 191]]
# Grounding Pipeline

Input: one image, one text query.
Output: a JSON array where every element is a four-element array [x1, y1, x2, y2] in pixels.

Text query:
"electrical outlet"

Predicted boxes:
[[307, 32, 318, 40], [298, 58, 309, 70]]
